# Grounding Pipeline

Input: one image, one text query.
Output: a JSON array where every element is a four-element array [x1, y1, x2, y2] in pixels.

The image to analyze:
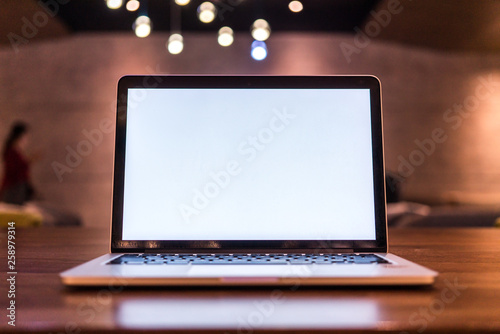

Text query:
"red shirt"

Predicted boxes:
[[1, 147, 30, 192]]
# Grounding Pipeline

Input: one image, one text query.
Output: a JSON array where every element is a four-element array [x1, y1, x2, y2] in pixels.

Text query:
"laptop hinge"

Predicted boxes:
[[142, 249, 356, 254]]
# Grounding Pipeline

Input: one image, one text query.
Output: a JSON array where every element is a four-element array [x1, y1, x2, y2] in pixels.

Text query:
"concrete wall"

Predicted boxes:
[[1, 32, 500, 227]]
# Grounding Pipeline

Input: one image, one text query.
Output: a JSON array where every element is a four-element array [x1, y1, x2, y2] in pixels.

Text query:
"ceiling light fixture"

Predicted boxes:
[[167, 34, 184, 54], [197, 2, 217, 23], [106, 0, 123, 9], [175, 0, 190, 5], [288, 1, 303, 13], [133, 15, 151, 38], [218, 26, 234, 47], [126, 0, 140, 11], [251, 19, 271, 41], [251, 40, 267, 61]]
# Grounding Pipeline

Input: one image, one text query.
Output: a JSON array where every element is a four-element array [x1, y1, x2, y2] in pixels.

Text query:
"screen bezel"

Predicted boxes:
[[111, 75, 387, 253]]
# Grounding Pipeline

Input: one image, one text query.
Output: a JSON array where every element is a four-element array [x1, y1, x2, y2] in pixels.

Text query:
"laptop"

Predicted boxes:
[[60, 75, 438, 286]]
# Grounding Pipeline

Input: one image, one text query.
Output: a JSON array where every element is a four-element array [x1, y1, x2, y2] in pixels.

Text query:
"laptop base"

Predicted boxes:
[[61, 253, 437, 286]]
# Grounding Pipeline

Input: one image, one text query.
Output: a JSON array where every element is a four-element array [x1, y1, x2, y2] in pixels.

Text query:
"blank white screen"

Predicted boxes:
[[122, 88, 376, 240]]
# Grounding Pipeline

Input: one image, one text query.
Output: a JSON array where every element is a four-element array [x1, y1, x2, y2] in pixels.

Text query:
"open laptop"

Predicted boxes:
[[60, 75, 437, 286]]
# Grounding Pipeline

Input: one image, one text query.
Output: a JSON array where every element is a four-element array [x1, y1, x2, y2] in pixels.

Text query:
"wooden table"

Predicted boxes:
[[1, 227, 499, 333]]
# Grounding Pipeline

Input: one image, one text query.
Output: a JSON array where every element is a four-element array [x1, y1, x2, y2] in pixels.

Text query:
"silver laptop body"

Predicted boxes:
[[60, 75, 437, 286]]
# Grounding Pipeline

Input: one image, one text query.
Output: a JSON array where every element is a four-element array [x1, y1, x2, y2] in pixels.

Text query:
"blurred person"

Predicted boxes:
[[0, 122, 37, 205], [0, 122, 81, 226]]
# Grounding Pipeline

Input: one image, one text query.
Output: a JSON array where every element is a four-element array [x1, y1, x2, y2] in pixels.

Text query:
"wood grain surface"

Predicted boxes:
[[0, 227, 499, 333]]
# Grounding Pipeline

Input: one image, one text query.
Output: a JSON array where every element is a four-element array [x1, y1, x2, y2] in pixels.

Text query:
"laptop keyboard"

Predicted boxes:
[[108, 253, 389, 265]]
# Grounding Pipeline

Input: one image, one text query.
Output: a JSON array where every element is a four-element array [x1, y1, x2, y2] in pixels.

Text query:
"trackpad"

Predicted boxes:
[[188, 265, 312, 277]]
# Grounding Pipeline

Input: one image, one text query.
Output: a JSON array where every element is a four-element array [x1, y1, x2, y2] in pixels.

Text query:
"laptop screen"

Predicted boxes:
[[111, 76, 386, 252], [120, 86, 376, 241]]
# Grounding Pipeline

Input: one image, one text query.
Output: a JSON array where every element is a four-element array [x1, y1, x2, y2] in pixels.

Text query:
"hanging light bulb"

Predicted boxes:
[[167, 34, 184, 54], [251, 19, 271, 41], [288, 1, 303, 13], [126, 0, 140, 11], [175, 0, 190, 5], [218, 26, 234, 47], [251, 40, 267, 61], [197, 2, 217, 23], [106, 0, 123, 9], [133, 15, 151, 38]]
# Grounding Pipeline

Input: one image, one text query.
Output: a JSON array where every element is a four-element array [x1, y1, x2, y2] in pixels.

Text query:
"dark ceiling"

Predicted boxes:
[[2, 0, 500, 52], [48, 0, 381, 33]]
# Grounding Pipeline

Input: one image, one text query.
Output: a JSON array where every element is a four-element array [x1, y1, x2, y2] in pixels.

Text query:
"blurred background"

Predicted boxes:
[[1, 0, 500, 228]]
